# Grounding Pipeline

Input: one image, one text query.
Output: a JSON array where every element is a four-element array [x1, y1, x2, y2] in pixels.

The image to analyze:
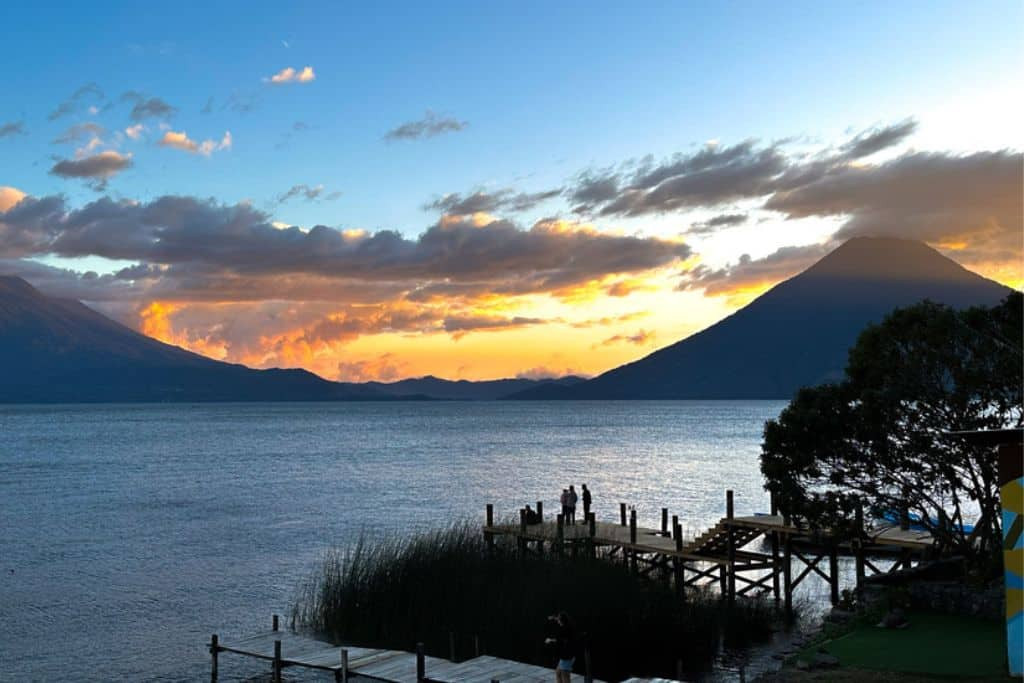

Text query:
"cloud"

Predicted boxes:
[[266, 66, 315, 84], [0, 121, 26, 138], [52, 122, 105, 144], [426, 187, 561, 215], [385, 110, 468, 141], [838, 119, 918, 160], [124, 124, 144, 140], [200, 97, 214, 114], [277, 184, 341, 203], [48, 151, 132, 190], [0, 194, 692, 304], [679, 243, 831, 299], [596, 329, 655, 347], [121, 91, 177, 121], [515, 366, 586, 380], [158, 130, 232, 156], [336, 353, 407, 382], [442, 313, 547, 339], [48, 83, 105, 120], [687, 213, 748, 234], [0, 186, 26, 212], [766, 150, 1023, 269], [567, 120, 921, 218]]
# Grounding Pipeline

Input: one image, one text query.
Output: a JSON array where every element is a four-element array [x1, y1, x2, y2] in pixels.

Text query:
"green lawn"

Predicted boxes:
[[797, 611, 1009, 680]]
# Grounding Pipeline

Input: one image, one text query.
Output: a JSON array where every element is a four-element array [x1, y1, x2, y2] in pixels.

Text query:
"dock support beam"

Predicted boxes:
[[485, 504, 494, 551], [272, 639, 282, 683], [726, 490, 736, 604], [661, 507, 669, 537], [209, 634, 218, 683], [629, 509, 638, 574], [783, 535, 793, 617], [620, 502, 627, 526], [336, 648, 349, 683], [416, 642, 425, 683]]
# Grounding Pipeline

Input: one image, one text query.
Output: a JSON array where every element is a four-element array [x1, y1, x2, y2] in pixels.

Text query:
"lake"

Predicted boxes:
[[0, 400, 789, 681]]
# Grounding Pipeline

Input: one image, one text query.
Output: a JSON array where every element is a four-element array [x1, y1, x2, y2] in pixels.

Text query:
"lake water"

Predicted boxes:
[[0, 400, 790, 682]]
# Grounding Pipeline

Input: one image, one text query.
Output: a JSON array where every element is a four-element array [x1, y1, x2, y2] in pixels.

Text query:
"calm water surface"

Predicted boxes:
[[0, 401, 789, 681]]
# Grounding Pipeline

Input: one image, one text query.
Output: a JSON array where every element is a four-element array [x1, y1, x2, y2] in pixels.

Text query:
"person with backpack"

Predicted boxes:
[[581, 484, 591, 520]]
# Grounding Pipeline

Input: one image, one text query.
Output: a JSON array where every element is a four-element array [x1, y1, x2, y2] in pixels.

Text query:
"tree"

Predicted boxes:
[[761, 293, 1022, 567]]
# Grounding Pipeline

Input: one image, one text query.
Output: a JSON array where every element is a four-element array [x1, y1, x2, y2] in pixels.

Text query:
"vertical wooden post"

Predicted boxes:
[[674, 523, 685, 599], [770, 530, 781, 602], [783, 535, 793, 618], [727, 523, 736, 604], [584, 644, 593, 683], [620, 502, 627, 526], [672, 515, 679, 538], [210, 634, 218, 683], [449, 631, 457, 662], [629, 509, 638, 573], [273, 614, 279, 631], [661, 507, 669, 536], [726, 489, 734, 520], [273, 639, 282, 683], [486, 503, 494, 527], [854, 500, 866, 586], [485, 503, 494, 550], [416, 642, 425, 683], [829, 544, 840, 605], [536, 500, 543, 523], [339, 648, 349, 683], [556, 513, 564, 554], [519, 507, 527, 535]]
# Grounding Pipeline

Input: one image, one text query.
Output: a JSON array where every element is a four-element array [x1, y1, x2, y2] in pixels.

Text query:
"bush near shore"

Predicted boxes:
[[292, 522, 781, 681]]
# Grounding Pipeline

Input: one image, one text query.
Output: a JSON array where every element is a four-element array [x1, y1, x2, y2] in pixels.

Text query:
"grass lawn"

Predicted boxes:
[[795, 610, 1009, 680]]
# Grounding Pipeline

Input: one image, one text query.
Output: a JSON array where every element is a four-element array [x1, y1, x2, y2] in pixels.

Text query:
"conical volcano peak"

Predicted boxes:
[[804, 236, 977, 282]]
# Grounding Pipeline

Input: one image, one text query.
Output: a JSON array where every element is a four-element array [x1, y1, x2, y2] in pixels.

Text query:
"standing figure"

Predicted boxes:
[[568, 485, 578, 525], [581, 484, 591, 519], [552, 612, 577, 683], [560, 488, 570, 522]]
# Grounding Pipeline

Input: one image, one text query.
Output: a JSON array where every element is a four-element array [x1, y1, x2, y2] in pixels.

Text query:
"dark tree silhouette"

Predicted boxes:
[[761, 293, 1022, 567]]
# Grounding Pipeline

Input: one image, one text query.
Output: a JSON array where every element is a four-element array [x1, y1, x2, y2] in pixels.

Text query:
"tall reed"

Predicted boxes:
[[292, 522, 780, 681]]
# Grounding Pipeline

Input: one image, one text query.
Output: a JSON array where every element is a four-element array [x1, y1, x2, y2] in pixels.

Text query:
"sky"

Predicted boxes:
[[1, 1, 1021, 381]]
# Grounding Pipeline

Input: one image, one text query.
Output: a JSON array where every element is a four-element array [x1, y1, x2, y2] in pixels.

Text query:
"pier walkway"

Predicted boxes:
[[210, 618, 603, 683]]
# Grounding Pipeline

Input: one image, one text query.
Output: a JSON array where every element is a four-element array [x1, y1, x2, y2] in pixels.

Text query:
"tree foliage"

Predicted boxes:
[[761, 293, 1022, 565]]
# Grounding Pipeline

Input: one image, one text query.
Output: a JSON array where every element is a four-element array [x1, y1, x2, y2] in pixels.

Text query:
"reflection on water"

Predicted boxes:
[[0, 400, 791, 681]]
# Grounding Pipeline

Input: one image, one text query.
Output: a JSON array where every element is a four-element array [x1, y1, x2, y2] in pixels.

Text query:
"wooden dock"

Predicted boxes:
[[210, 616, 603, 683], [484, 490, 938, 614]]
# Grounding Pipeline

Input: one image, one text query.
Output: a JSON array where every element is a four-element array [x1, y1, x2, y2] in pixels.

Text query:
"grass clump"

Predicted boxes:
[[292, 522, 781, 681]]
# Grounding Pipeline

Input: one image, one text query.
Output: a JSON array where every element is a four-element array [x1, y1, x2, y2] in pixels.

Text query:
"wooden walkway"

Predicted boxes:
[[210, 622, 603, 683], [484, 491, 939, 614]]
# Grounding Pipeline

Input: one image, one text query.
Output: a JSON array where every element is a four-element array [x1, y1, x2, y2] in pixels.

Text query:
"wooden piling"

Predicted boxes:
[[556, 513, 564, 554], [536, 500, 543, 523], [661, 507, 669, 536], [485, 504, 494, 550], [619, 502, 627, 526], [210, 634, 218, 683], [854, 501, 866, 586], [829, 543, 840, 605], [273, 614, 279, 631], [584, 644, 593, 683], [674, 523, 685, 599], [416, 642, 425, 683], [726, 489, 734, 519], [338, 648, 349, 683], [770, 529, 781, 602], [272, 639, 282, 683], [783, 534, 793, 617], [629, 509, 637, 573], [671, 514, 679, 538]]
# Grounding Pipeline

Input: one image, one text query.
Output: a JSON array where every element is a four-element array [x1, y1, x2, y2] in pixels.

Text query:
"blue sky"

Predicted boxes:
[[0, 2, 1020, 380]]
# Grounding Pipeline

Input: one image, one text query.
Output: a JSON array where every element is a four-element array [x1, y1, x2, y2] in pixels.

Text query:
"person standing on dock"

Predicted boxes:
[[581, 484, 591, 519], [568, 485, 578, 525], [560, 488, 570, 522]]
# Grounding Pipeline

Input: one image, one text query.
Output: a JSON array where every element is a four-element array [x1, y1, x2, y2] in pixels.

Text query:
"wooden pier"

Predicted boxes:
[[209, 615, 604, 682], [483, 491, 937, 614]]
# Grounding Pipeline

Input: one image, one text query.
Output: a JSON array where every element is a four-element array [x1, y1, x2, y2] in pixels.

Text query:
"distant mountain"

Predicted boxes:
[[508, 237, 1014, 400], [366, 375, 586, 400], [0, 276, 392, 403]]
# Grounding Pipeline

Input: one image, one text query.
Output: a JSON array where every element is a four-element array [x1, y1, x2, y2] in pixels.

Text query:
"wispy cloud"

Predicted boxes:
[[121, 91, 177, 121], [48, 83, 105, 121], [0, 121, 26, 139], [277, 184, 341, 203], [385, 110, 468, 141], [158, 130, 232, 156], [48, 151, 132, 190], [426, 187, 561, 215], [266, 66, 315, 84]]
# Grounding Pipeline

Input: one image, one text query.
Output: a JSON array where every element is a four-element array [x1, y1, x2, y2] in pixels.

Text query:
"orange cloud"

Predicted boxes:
[[0, 186, 26, 211], [267, 66, 315, 84], [159, 130, 231, 155]]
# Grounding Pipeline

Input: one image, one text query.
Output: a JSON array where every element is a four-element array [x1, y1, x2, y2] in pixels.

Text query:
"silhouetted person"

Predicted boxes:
[[568, 485, 578, 525], [560, 488, 570, 522], [581, 484, 591, 519], [545, 611, 576, 683]]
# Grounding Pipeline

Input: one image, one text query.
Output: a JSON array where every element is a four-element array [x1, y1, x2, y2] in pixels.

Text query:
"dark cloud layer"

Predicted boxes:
[[0, 194, 691, 302], [568, 120, 922, 218], [426, 188, 561, 215], [121, 91, 177, 121], [385, 111, 468, 140]]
